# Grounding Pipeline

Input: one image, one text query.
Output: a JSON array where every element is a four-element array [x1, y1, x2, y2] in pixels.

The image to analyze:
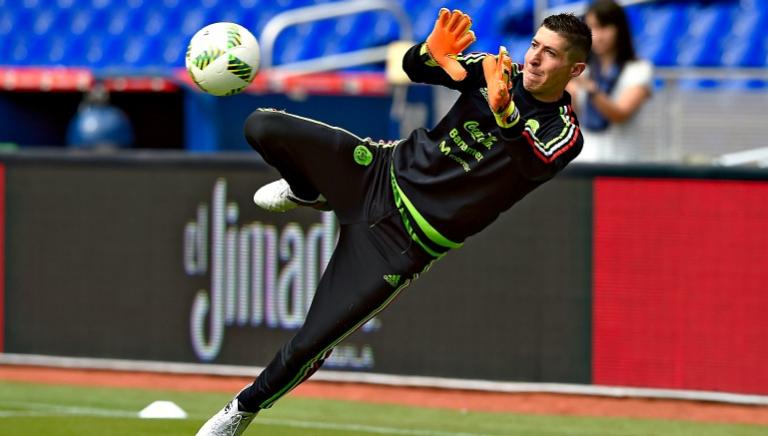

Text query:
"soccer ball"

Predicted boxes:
[[185, 22, 260, 96]]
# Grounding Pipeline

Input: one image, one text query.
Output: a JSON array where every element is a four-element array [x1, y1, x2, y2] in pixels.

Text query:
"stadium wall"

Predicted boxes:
[[0, 163, 4, 354], [1, 152, 767, 398]]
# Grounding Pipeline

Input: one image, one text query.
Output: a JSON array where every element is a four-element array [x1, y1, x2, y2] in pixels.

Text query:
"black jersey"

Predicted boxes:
[[389, 43, 583, 257]]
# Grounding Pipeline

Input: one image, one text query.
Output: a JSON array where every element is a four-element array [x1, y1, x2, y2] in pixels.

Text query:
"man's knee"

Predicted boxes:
[[243, 108, 285, 152]]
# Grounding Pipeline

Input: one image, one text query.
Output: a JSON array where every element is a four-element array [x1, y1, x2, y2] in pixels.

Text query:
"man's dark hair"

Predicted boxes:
[[586, 0, 637, 67], [541, 13, 592, 62]]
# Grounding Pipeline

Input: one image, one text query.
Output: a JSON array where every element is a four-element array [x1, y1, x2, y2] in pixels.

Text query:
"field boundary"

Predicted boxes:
[[2, 361, 768, 426], [2, 353, 768, 406]]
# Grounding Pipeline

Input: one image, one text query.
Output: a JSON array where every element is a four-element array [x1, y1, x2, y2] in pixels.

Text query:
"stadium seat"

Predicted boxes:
[[46, 35, 69, 65], [0, 9, 15, 36], [720, 9, 767, 67], [163, 36, 188, 67], [273, 24, 311, 65], [0, 0, 766, 73], [675, 5, 733, 67], [634, 5, 687, 66], [405, 0, 447, 41], [494, 0, 535, 39]]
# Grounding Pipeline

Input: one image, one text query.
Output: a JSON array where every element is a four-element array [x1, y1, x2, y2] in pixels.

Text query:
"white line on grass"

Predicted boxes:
[[0, 410, 134, 418], [256, 417, 496, 436], [0, 401, 137, 418]]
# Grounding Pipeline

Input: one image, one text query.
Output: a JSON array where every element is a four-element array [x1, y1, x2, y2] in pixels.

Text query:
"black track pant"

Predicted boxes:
[[237, 108, 434, 411]]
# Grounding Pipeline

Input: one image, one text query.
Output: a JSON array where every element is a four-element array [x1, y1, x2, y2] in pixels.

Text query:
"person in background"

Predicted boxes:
[[568, 0, 653, 162], [66, 83, 134, 150]]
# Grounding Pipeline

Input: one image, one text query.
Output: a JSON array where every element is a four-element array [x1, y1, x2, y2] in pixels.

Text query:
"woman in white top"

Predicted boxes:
[[568, 0, 653, 162]]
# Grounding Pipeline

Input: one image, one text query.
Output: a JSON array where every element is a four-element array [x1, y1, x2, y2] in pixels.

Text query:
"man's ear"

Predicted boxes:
[[570, 62, 587, 78]]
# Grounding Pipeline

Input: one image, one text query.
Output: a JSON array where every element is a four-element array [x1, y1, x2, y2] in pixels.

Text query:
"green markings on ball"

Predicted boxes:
[[192, 47, 224, 70], [227, 55, 253, 82], [224, 87, 246, 96], [226, 26, 242, 49], [353, 144, 373, 166]]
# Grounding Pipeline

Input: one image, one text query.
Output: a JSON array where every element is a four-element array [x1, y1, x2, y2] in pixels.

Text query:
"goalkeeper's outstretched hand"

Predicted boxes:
[[483, 45, 513, 113], [425, 8, 476, 81], [483, 45, 519, 128]]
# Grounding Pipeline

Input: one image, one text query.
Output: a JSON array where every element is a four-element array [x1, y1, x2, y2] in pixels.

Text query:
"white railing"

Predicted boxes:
[[619, 68, 768, 165], [259, 0, 413, 74]]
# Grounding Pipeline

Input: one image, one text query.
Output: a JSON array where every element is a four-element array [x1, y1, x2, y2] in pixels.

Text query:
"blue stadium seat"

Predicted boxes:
[[547, 0, 580, 7], [0, 9, 15, 36], [675, 5, 733, 67], [0, 0, 766, 73], [507, 35, 532, 63], [180, 7, 217, 38], [720, 9, 767, 67], [634, 5, 687, 66], [69, 9, 98, 37], [31, 8, 62, 37], [46, 35, 69, 65], [405, 0, 446, 41], [368, 12, 400, 46], [163, 36, 188, 67], [719, 79, 768, 91], [273, 24, 311, 65], [310, 15, 355, 56], [494, 0, 535, 39]]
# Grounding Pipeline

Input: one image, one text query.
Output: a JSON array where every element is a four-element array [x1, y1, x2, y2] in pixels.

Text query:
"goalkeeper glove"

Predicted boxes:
[[425, 8, 476, 81], [483, 45, 519, 128]]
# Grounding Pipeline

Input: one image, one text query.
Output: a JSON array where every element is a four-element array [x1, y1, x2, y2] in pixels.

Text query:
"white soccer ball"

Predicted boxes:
[[185, 22, 260, 96]]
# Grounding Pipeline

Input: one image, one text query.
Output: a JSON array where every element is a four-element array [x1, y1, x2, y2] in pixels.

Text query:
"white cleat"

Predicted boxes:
[[253, 179, 329, 212], [195, 398, 256, 436]]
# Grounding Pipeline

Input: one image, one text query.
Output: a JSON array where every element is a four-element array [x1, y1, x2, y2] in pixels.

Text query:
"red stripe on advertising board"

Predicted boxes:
[[593, 177, 768, 395], [0, 164, 4, 353]]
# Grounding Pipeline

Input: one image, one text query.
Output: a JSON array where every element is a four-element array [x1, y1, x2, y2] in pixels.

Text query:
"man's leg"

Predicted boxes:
[[237, 221, 424, 411], [196, 219, 429, 435], [244, 108, 370, 209]]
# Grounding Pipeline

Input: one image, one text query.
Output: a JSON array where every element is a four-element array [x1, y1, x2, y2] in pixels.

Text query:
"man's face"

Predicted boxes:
[[523, 27, 584, 102]]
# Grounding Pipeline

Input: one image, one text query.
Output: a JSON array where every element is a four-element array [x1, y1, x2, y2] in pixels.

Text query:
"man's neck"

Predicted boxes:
[[530, 90, 564, 103]]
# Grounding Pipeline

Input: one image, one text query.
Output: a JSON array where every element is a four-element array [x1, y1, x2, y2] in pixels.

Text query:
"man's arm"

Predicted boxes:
[[402, 8, 486, 91], [402, 43, 486, 90]]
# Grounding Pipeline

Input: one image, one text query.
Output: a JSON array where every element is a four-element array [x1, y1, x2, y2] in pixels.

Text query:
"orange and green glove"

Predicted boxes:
[[483, 45, 519, 128], [425, 8, 476, 81]]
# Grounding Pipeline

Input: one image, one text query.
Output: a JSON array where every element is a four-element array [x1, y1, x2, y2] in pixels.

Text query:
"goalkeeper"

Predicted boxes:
[[197, 9, 591, 436]]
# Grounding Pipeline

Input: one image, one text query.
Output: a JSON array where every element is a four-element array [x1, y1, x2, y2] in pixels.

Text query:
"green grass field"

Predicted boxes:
[[0, 380, 766, 436]]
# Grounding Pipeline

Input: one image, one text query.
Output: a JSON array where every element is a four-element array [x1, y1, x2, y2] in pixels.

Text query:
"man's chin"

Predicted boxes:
[[522, 79, 538, 93]]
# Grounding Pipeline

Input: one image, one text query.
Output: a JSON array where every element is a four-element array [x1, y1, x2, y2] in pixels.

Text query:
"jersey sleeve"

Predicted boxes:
[[402, 42, 488, 91], [502, 104, 583, 181]]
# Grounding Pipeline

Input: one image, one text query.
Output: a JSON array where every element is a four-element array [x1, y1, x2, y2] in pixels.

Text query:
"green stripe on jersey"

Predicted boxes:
[[390, 165, 463, 250]]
